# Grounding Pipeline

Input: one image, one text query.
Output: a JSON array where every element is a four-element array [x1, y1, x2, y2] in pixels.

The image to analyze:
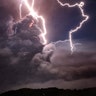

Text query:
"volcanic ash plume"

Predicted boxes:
[[0, 15, 44, 60], [14, 15, 43, 53]]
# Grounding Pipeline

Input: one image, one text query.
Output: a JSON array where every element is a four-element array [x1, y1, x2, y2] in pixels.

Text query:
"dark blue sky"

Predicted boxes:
[[46, 0, 96, 42]]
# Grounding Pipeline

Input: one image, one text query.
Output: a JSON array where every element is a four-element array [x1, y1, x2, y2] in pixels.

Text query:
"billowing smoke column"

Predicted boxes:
[[0, 0, 48, 59], [13, 15, 41, 41], [7, 15, 43, 58], [0, 11, 44, 66]]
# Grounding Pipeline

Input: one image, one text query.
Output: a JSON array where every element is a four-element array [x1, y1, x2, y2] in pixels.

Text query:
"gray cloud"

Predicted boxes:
[[11, 78, 96, 90], [32, 41, 96, 82], [0, 38, 96, 93], [1, 39, 95, 92], [0, 14, 44, 92], [0, 34, 96, 93]]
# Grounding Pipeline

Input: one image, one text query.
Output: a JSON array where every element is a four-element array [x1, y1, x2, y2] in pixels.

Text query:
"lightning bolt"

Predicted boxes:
[[19, 0, 89, 53], [19, 0, 23, 19], [57, 0, 89, 53], [19, 0, 47, 45]]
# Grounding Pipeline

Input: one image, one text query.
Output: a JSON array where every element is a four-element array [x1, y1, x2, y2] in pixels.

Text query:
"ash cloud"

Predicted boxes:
[[0, 17, 96, 92], [1, 39, 96, 92], [33, 41, 96, 81], [0, 12, 44, 92], [0, 1, 96, 93]]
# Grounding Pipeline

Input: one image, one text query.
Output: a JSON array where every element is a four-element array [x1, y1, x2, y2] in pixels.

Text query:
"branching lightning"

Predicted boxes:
[[19, 0, 89, 53], [19, 0, 47, 45], [57, 0, 89, 53]]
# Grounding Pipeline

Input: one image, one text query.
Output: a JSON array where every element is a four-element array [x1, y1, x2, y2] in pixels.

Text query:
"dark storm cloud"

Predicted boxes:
[[33, 41, 96, 81], [0, 7, 13, 39], [1, 40, 95, 92], [0, 13, 44, 92], [0, 0, 96, 93], [0, 36, 96, 93]]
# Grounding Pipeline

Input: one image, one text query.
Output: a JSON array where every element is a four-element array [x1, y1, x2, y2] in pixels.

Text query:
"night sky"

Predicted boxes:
[[0, 0, 96, 93]]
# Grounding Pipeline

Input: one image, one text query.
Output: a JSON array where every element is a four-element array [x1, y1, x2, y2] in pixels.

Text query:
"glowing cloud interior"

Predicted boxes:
[[20, 0, 47, 45]]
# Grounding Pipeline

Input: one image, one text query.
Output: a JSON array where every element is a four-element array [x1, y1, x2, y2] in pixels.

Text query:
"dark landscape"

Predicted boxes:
[[0, 87, 96, 96]]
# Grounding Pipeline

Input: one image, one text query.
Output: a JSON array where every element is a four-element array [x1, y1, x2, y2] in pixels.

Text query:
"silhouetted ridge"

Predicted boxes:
[[0, 87, 96, 96]]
